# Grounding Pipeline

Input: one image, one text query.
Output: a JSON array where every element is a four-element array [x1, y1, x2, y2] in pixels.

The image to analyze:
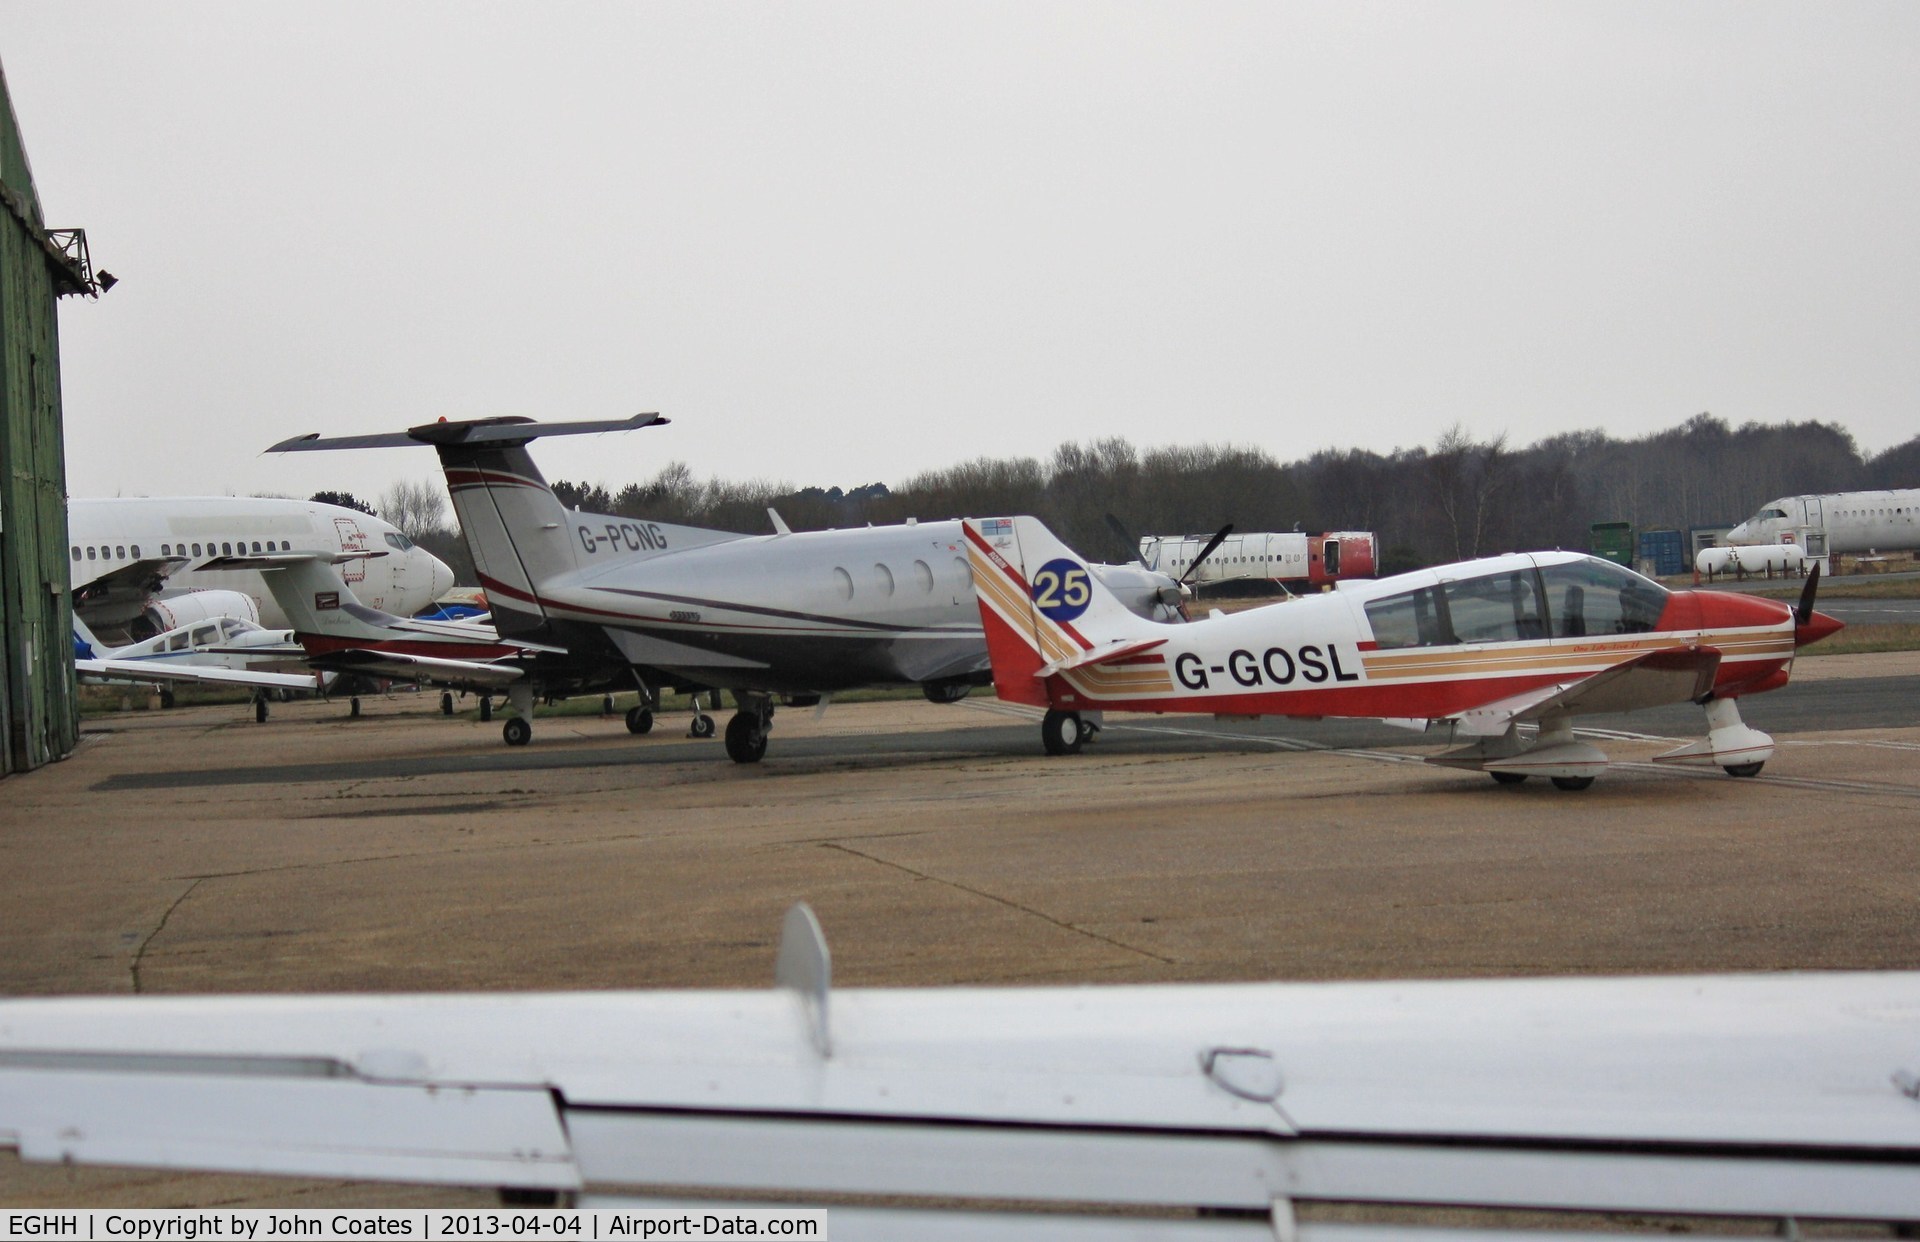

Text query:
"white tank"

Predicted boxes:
[[1696, 544, 1812, 576]]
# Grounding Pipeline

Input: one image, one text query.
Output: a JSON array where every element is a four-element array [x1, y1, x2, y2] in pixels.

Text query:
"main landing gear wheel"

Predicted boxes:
[[479, 697, 493, 722], [1551, 776, 1595, 791], [690, 714, 716, 739], [1041, 709, 1085, 756], [625, 706, 654, 735], [502, 716, 533, 747], [1724, 761, 1765, 778], [441, 691, 455, 716], [159, 689, 176, 710], [254, 696, 269, 724], [349, 697, 362, 718], [602, 695, 615, 716], [1490, 771, 1528, 785], [724, 712, 768, 763]]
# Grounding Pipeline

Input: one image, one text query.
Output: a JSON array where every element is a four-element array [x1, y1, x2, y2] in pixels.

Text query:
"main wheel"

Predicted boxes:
[[602, 695, 615, 715], [441, 691, 454, 716], [690, 714, 716, 739], [349, 697, 362, 718], [479, 697, 493, 722], [160, 689, 176, 710], [1724, 761, 1764, 778], [254, 697, 269, 724], [1490, 770, 1528, 785], [724, 712, 768, 763], [625, 706, 654, 735], [502, 716, 533, 747], [1550, 775, 1595, 791], [1041, 709, 1085, 756]]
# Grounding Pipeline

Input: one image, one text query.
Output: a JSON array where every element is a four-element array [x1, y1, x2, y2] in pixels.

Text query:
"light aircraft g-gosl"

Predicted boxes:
[[965, 516, 1843, 789]]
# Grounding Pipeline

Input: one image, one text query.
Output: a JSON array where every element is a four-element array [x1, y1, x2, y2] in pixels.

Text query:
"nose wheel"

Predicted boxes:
[[625, 706, 654, 735], [690, 713, 716, 739], [502, 716, 533, 746]]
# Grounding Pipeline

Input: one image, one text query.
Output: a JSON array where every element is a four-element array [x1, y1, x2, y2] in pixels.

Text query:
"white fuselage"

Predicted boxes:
[[1727, 490, 1920, 555], [1140, 532, 1313, 582], [68, 497, 456, 628]]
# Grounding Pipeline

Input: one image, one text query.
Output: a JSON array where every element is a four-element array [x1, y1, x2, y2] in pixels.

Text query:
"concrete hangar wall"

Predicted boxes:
[[0, 63, 96, 775]]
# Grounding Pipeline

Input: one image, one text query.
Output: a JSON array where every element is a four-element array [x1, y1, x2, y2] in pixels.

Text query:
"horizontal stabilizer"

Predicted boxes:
[[202, 552, 386, 571], [306, 649, 527, 688], [267, 413, 668, 454], [1037, 637, 1167, 678]]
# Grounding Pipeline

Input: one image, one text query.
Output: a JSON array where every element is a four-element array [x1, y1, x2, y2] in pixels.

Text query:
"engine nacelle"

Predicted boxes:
[[133, 590, 261, 640], [1089, 562, 1188, 624], [1696, 544, 1812, 577]]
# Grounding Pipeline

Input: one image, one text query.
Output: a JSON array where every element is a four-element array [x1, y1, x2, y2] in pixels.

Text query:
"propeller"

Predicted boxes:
[[1105, 512, 1140, 564], [1794, 562, 1821, 627], [1179, 524, 1234, 587]]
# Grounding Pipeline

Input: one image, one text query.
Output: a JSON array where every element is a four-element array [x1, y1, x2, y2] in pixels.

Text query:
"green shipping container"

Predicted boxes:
[[1589, 521, 1634, 567]]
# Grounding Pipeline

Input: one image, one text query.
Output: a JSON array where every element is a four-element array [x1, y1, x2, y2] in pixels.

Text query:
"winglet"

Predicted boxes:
[[776, 903, 831, 1058]]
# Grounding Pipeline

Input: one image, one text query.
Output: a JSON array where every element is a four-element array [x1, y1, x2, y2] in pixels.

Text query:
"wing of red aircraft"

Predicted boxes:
[[1, 907, 1917, 1231]]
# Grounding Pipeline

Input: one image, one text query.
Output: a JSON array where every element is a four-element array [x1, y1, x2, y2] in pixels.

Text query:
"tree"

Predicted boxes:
[[377, 478, 450, 541], [310, 490, 376, 516]]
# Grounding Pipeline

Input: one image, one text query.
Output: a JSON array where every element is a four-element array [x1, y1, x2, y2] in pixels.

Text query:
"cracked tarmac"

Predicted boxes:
[[5, 656, 1920, 1204]]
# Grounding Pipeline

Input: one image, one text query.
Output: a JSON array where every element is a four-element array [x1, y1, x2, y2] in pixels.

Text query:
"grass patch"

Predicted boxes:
[[1798, 623, 1920, 656], [1743, 578, 1920, 600]]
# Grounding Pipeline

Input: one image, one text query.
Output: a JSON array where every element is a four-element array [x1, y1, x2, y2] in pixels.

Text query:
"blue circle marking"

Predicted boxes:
[[1030, 557, 1093, 623]]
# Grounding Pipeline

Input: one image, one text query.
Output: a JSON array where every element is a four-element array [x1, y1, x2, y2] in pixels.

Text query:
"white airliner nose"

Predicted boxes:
[[423, 550, 456, 610]]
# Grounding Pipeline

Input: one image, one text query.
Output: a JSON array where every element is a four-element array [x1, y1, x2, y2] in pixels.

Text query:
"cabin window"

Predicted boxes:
[[282, 540, 292, 550], [832, 567, 855, 600], [913, 559, 935, 592], [115, 546, 126, 559], [252, 541, 262, 553], [192, 543, 202, 556], [166, 632, 190, 652], [190, 625, 219, 648], [222, 542, 232, 555], [1539, 558, 1668, 637], [70, 547, 80, 561], [874, 563, 895, 596], [130, 545, 140, 558], [1364, 585, 1450, 649], [86, 547, 97, 560], [954, 556, 973, 588], [1442, 570, 1546, 643]]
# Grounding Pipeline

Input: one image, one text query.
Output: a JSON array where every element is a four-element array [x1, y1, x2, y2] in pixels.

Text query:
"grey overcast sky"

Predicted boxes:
[[5, 2, 1918, 505]]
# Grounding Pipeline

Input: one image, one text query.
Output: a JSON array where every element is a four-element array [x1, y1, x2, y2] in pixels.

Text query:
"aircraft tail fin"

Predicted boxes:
[[254, 556, 412, 645], [268, 415, 668, 640], [963, 516, 1164, 709]]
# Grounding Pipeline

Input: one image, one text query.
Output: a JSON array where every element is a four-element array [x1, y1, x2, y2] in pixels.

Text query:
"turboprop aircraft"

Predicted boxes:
[[964, 515, 1844, 789], [2, 906, 1918, 1229], [267, 415, 1187, 757]]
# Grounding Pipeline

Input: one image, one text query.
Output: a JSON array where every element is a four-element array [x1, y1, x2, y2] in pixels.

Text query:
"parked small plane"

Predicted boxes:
[[226, 551, 673, 738], [69, 496, 456, 641], [1727, 488, 1920, 555], [72, 614, 324, 715], [267, 415, 1188, 756], [965, 515, 1844, 788]]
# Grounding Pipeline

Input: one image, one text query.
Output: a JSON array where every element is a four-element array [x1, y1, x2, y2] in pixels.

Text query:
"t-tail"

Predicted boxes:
[[963, 516, 1170, 710], [269, 414, 667, 640]]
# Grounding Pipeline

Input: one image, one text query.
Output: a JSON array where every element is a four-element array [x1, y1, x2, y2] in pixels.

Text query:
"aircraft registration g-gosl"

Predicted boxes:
[[966, 515, 1844, 789]]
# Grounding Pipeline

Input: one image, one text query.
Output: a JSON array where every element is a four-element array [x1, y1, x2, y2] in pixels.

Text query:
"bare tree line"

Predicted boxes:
[[330, 415, 1916, 581]]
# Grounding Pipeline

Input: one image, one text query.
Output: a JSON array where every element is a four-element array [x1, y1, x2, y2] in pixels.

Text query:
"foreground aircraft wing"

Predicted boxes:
[[1442, 645, 1722, 735], [74, 658, 322, 692], [2, 911, 1918, 1233], [305, 648, 528, 688]]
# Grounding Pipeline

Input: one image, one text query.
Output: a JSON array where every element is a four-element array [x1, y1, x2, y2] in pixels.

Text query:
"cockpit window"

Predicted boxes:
[[1539, 557, 1668, 636], [384, 532, 413, 551], [1756, 507, 1788, 520]]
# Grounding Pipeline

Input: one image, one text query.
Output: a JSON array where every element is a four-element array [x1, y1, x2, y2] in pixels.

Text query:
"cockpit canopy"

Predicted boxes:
[[1364, 555, 1668, 650]]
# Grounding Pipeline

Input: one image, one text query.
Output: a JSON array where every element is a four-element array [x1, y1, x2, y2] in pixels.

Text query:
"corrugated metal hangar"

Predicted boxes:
[[0, 63, 99, 775]]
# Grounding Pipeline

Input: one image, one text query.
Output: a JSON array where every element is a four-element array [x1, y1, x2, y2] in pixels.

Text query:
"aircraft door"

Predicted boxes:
[[1806, 496, 1823, 532], [334, 519, 369, 584], [1323, 539, 1341, 578]]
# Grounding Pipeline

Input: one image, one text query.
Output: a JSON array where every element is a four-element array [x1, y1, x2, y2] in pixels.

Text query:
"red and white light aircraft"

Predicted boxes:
[[965, 516, 1844, 789]]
